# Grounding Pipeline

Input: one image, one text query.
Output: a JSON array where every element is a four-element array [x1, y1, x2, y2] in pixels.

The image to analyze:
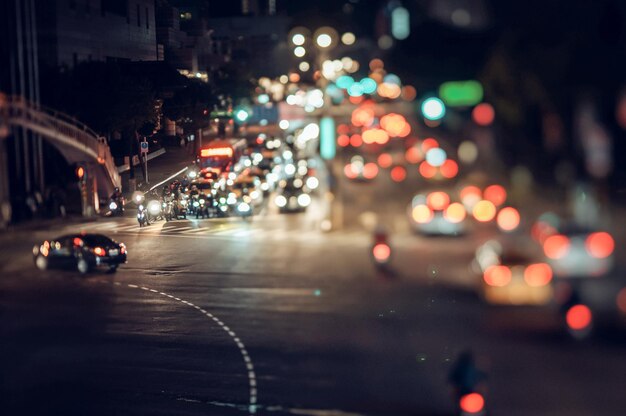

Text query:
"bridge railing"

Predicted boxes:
[[3, 96, 121, 189]]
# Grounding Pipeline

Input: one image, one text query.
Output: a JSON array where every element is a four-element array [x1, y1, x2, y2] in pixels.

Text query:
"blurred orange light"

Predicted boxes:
[[412, 204, 433, 224], [483, 185, 507, 206], [439, 159, 459, 179], [337, 134, 350, 147], [460, 393, 485, 414], [369, 58, 384, 71], [390, 166, 406, 182], [378, 153, 393, 168], [585, 232, 614, 259], [351, 107, 375, 127], [362, 128, 389, 145], [484, 265, 512, 287], [524, 263, 553, 287], [566, 304, 592, 331], [473, 103, 495, 126], [94, 247, 106, 257], [350, 134, 363, 147], [421, 138, 439, 152], [543, 235, 570, 259], [473, 200, 496, 222], [427, 191, 450, 211], [289, 73, 300, 83], [363, 163, 379, 179], [405, 147, 423, 164], [496, 207, 520, 232], [444, 202, 466, 223], [419, 161, 437, 179], [531, 221, 558, 244], [380, 113, 410, 137], [401, 85, 417, 101]]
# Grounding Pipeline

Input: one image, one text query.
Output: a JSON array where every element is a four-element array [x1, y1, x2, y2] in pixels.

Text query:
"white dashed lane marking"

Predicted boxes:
[[94, 279, 258, 415]]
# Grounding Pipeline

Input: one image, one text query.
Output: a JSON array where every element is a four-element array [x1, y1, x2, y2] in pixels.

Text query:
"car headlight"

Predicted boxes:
[[227, 196, 237, 205], [180, 199, 187, 206], [109, 201, 118, 210], [188, 171, 197, 179], [193, 201, 200, 208], [220, 205, 228, 211], [199, 199, 205, 205], [238, 202, 251, 213], [147, 200, 161, 215], [297, 193, 311, 207], [250, 190, 260, 200], [275, 195, 287, 207], [138, 204, 144, 210], [306, 177, 319, 190]]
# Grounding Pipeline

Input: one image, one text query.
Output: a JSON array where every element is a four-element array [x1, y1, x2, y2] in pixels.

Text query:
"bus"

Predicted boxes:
[[197, 138, 247, 174]]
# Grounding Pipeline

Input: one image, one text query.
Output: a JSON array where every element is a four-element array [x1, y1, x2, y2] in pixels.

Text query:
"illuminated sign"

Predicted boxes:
[[200, 147, 233, 157]]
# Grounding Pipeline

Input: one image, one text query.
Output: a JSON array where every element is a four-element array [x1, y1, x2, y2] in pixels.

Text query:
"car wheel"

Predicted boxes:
[[35, 255, 48, 271], [77, 258, 90, 274]]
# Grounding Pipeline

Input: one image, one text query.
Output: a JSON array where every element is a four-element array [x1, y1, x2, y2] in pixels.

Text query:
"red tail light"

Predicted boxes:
[[93, 247, 106, 257], [412, 204, 434, 224], [524, 263, 553, 287], [543, 235, 570, 259], [459, 392, 485, 414], [585, 232, 614, 259], [483, 265, 512, 287], [120, 244, 126, 254], [427, 191, 450, 211], [373, 243, 391, 262], [566, 304, 593, 331]]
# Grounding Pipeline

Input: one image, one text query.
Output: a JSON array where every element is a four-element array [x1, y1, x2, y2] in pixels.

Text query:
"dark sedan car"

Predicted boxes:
[[33, 233, 127, 274]]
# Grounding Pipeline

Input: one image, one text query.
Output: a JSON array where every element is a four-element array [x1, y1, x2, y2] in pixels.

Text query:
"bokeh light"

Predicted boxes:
[[390, 166, 407, 182], [363, 162, 379, 179], [543, 235, 570, 259], [496, 207, 520, 232], [458, 141, 478, 164], [412, 204, 433, 224], [473, 103, 495, 126], [566, 304, 592, 331], [378, 153, 393, 168], [419, 161, 437, 178], [421, 138, 439, 152], [483, 185, 507, 206], [524, 263, 553, 287], [473, 200, 496, 222], [444, 202, 466, 223], [427, 191, 450, 211], [585, 232, 614, 258], [425, 148, 447, 167], [350, 134, 363, 147], [337, 134, 350, 147], [405, 147, 423, 164], [484, 265, 512, 287], [440, 159, 459, 178], [421, 97, 446, 120]]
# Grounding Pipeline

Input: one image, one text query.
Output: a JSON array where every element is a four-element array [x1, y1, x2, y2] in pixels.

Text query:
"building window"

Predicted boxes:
[[145, 7, 149, 29], [136, 4, 140, 26]]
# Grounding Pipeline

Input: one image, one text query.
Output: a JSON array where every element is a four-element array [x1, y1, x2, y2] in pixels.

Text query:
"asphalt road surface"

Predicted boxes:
[[2, 170, 626, 415]]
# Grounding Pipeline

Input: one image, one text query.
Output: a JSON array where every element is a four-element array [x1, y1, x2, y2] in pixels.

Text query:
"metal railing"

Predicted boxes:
[[1, 96, 121, 189]]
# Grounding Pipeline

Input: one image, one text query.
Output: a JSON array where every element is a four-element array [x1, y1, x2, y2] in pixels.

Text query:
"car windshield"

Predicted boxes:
[[78, 234, 114, 246]]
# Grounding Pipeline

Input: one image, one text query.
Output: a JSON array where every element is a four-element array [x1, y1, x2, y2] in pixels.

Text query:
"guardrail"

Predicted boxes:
[[1, 96, 121, 189]]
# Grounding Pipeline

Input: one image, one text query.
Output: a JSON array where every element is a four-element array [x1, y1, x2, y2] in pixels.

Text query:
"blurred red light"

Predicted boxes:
[[566, 304, 592, 331], [373, 243, 391, 262], [378, 153, 393, 168], [473, 200, 496, 222], [344, 164, 357, 179], [405, 147, 423, 164], [419, 161, 437, 179], [483, 185, 507, 206], [484, 265, 512, 287], [421, 138, 439, 152], [427, 191, 450, 211], [473, 103, 495, 126], [585, 232, 614, 259], [543, 235, 570, 259], [524, 263, 553, 287], [496, 207, 520, 232], [363, 163, 379, 179], [337, 134, 350, 147], [439, 159, 458, 179], [459, 393, 485, 414], [337, 124, 350, 134], [350, 134, 363, 147], [390, 166, 406, 182]]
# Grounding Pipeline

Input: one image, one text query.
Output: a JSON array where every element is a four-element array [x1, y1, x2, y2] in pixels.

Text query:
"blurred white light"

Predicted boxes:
[[286, 95, 297, 105], [426, 148, 447, 167], [299, 61, 310, 72], [257, 93, 269, 104], [301, 123, 320, 140], [279, 75, 289, 84], [294, 46, 306, 57], [275, 195, 287, 207], [341, 32, 356, 45], [316, 33, 332, 48], [297, 193, 312, 207], [306, 176, 319, 190], [279, 120, 290, 130], [285, 164, 296, 176], [292, 33, 305, 46], [294, 178, 303, 188], [451, 9, 471, 27], [297, 166, 308, 176]]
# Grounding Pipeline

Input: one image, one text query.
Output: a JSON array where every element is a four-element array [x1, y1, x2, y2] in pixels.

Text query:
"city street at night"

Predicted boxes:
[[2, 1, 626, 415]]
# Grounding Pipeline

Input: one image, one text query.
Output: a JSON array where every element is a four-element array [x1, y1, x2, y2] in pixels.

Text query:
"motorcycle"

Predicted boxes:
[[137, 204, 149, 227], [108, 196, 125, 216], [163, 200, 174, 222], [371, 231, 392, 270], [236, 200, 253, 221], [448, 351, 488, 416], [146, 198, 163, 222]]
